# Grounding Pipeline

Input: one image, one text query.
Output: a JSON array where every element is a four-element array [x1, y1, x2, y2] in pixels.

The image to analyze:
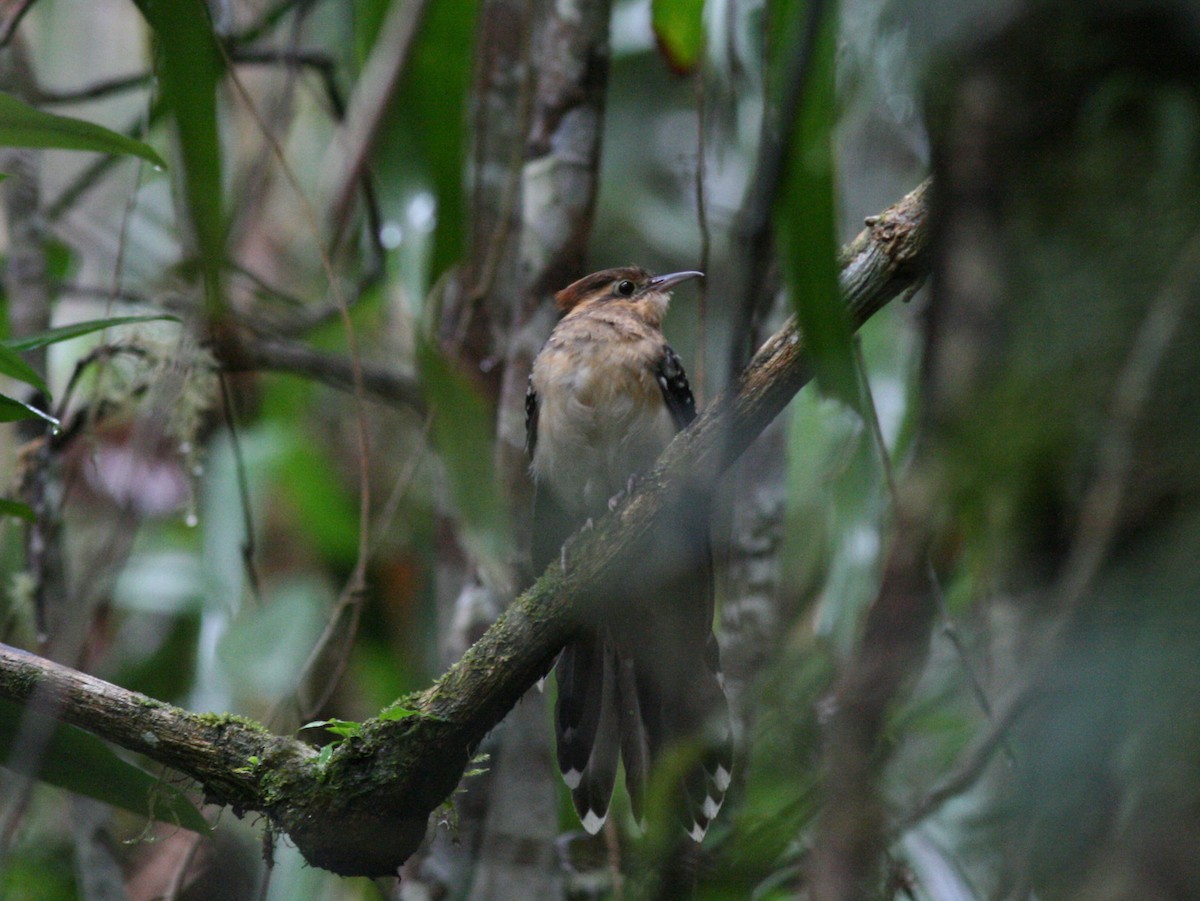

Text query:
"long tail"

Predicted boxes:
[[556, 635, 620, 833], [675, 632, 733, 841], [555, 629, 733, 840], [554, 489, 731, 839], [632, 629, 733, 841]]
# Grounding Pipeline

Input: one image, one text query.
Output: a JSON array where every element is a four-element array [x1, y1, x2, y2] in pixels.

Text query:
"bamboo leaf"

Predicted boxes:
[[0, 499, 34, 521], [0, 91, 166, 169], [0, 344, 47, 396], [774, 0, 858, 408], [130, 0, 226, 310], [0, 393, 58, 427], [2, 314, 179, 353], [379, 0, 478, 280]]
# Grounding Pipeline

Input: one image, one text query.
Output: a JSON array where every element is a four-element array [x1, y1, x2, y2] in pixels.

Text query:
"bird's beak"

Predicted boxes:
[[646, 270, 704, 293]]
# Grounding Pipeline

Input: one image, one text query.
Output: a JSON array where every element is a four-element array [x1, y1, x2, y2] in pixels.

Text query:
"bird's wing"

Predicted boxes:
[[526, 377, 576, 575], [655, 343, 698, 430], [524, 374, 539, 458]]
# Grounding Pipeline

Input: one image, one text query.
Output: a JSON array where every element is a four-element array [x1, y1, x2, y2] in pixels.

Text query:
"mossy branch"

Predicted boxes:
[[0, 180, 930, 877]]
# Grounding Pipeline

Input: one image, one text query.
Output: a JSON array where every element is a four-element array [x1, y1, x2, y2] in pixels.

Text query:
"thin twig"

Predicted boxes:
[[53, 345, 149, 425], [218, 42, 375, 712], [224, 2, 313, 263], [368, 416, 434, 557], [256, 828, 275, 901], [727, 0, 829, 380], [321, 0, 429, 243], [162, 831, 205, 901], [229, 38, 387, 328], [45, 107, 162, 221], [252, 34, 388, 274], [226, 260, 309, 310], [852, 339, 898, 500], [221, 338, 425, 413], [52, 282, 150, 305], [49, 95, 167, 657], [272, 415, 432, 727], [852, 339, 1002, 737], [230, 0, 325, 45], [893, 689, 1035, 834], [34, 71, 152, 104], [232, 47, 333, 71], [218, 371, 263, 604], [0, 0, 36, 49], [85, 108, 150, 397], [693, 66, 710, 403]]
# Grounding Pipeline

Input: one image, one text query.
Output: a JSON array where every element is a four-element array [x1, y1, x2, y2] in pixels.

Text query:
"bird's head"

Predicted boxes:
[[554, 266, 704, 324]]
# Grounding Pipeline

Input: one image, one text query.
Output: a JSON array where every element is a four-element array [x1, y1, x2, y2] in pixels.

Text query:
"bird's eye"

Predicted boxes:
[[616, 279, 635, 296]]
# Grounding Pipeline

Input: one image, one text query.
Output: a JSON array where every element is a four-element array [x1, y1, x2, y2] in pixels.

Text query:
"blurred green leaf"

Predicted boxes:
[[217, 581, 324, 701], [0, 345, 46, 396], [652, 0, 706, 74], [0, 698, 208, 833], [0, 843, 76, 900], [380, 0, 477, 280], [116, 614, 199, 704], [417, 338, 511, 563], [0, 499, 34, 521], [0, 394, 58, 427], [0, 92, 166, 169], [43, 238, 74, 284], [130, 0, 225, 310], [720, 650, 832, 888], [774, 0, 858, 408], [2, 314, 179, 353], [273, 434, 361, 564], [352, 0, 392, 66]]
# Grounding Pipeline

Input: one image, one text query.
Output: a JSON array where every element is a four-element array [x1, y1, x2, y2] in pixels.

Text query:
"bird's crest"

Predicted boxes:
[[554, 266, 650, 312]]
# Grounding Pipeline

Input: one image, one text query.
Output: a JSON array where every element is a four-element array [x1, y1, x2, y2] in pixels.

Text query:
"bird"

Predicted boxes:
[[524, 265, 733, 842]]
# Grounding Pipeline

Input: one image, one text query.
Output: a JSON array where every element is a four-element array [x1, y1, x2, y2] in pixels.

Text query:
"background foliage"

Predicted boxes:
[[3, 0, 1194, 900]]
